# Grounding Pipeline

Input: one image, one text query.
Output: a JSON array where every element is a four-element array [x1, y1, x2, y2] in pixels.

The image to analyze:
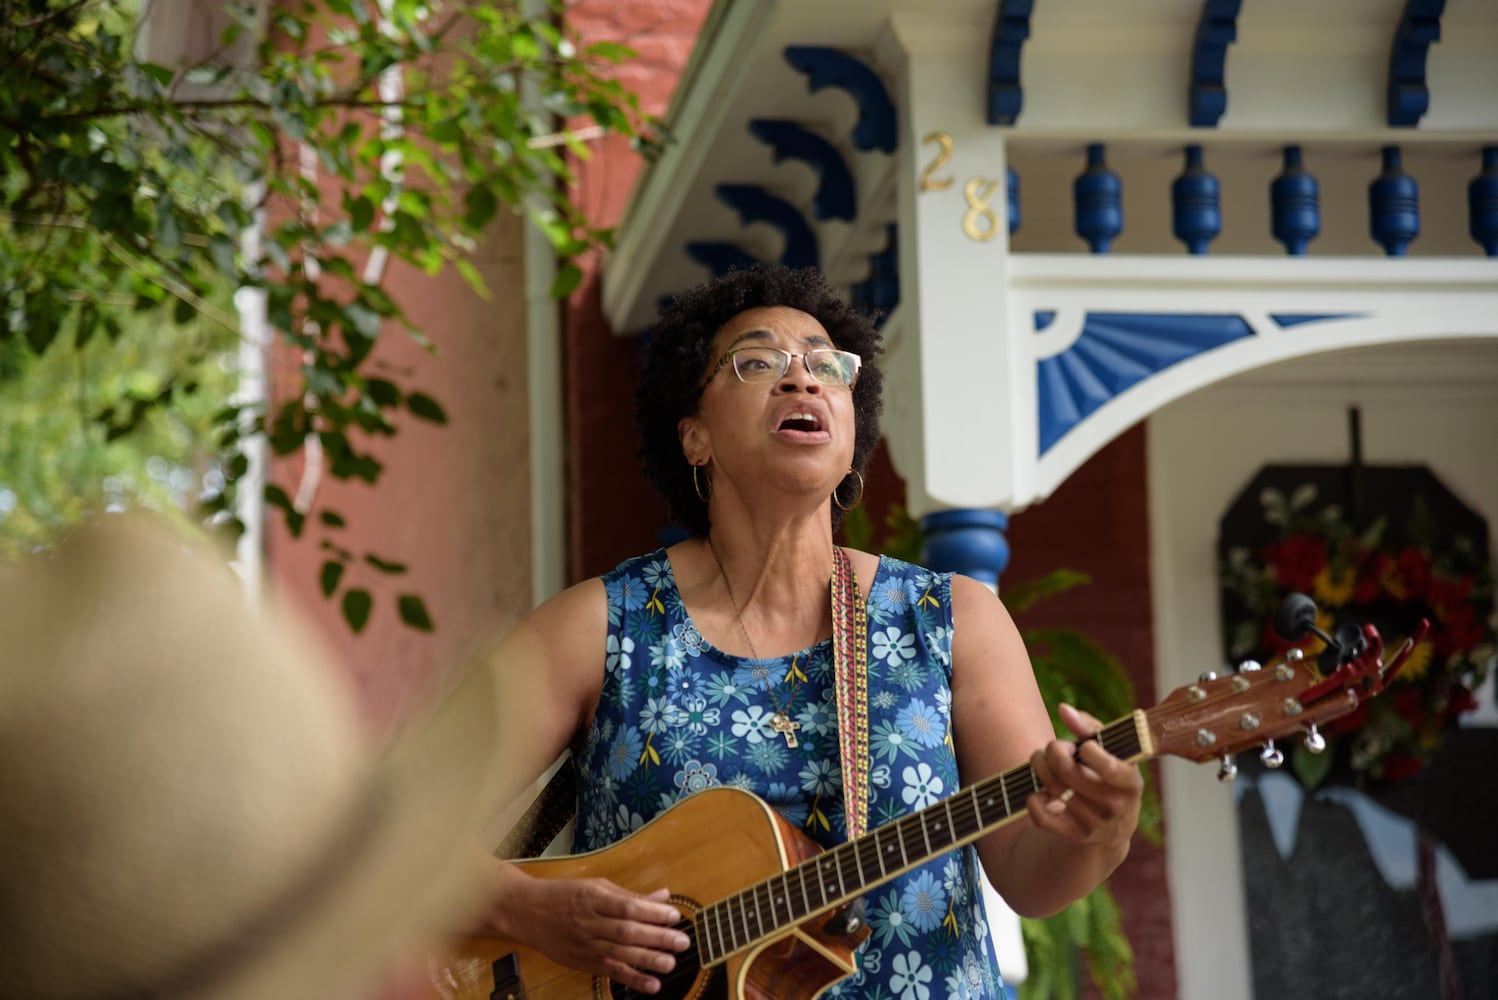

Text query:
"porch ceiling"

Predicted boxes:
[[600, 0, 1498, 334]]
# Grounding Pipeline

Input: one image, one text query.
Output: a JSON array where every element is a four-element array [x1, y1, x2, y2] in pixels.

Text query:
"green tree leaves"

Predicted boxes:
[[397, 593, 432, 631], [342, 587, 373, 633], [406, 391, 445, 424], [2, 0, 658, 630]]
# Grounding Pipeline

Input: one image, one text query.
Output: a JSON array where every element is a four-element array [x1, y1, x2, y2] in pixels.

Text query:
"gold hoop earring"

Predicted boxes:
[[692, 464, 711, 503], [832, 469, 864, 511]]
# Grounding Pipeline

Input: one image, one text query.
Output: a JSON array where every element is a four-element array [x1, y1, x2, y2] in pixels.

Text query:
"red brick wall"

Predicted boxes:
[[565, 0, 709, 582], [262, 8, 537, 735], [1007, 426, 1178, 1000], [266, 213, 536, 734]]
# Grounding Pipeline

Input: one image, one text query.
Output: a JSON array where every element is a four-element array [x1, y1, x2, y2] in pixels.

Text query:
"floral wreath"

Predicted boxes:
[[1220, 479, 1496, 788]]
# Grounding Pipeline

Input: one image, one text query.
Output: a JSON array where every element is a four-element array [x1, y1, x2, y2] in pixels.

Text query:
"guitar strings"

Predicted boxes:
[[694, 718, 1143, 963]]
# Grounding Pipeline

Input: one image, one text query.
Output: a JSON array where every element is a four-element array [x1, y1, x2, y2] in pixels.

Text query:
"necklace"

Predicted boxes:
[[706, 537, 805, 748]]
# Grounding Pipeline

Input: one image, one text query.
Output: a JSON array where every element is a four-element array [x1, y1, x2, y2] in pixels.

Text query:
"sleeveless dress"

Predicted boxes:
[[574, 549, 1006, 1000]]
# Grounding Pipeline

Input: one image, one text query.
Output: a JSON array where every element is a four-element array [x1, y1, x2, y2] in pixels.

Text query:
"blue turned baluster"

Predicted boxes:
[[1469, 146, 1498, 257], [920, 510, 1010, 589], [1074, 144, 1122, 254], [1172, 145, 1220, 254], [1369, 145, 1419, 256], [1008, 166, 1021, 236], [1271, 145, 1320, 256]]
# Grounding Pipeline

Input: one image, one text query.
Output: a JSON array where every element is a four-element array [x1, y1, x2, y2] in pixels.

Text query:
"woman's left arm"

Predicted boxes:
[[946, 574, 1143, 918]]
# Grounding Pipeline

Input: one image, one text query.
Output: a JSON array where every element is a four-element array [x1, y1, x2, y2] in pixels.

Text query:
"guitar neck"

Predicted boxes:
[[695, 711, 1152, 964]]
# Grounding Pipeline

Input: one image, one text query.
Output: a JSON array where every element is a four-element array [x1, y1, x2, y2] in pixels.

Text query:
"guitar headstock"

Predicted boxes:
[[1145, 612, 1429, 780]]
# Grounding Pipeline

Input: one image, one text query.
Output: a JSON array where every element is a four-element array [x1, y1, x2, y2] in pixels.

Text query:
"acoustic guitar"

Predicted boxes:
[[425, 603, 1425, 1000]]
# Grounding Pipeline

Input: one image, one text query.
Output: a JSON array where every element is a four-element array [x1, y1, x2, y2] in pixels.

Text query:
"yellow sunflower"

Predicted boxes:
[[1312, 565, 1357, 608], [1393, 639, 1434, 683]]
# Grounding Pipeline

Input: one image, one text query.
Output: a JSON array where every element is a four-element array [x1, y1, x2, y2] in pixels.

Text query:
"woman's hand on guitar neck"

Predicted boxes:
[[1026, 702, 1143, 855], [482, 861, 691, 995]]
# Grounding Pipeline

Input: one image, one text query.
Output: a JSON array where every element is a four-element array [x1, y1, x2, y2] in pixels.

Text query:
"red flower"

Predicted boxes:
[[1263, 535, 1327, 594], [1226, 484, 1497, 791], [1351, 563, 1381, 604], [1434, 604, 1484, 659], [1390, 546, 1432, 601], [1427, 573, 1475, 617]]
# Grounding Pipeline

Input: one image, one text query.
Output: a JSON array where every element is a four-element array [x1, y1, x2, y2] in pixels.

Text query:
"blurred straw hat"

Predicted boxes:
[[0, 515, 510, 999]]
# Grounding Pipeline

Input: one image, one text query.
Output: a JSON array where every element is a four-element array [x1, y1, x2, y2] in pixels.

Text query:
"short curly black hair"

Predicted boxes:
[[635, 266, 885, 538]]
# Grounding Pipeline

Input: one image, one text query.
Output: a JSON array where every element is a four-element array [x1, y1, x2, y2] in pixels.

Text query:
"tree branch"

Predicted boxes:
[[101, 235, 242, 334], [14, 94, 425, 127], [14, 0, 102, 32]]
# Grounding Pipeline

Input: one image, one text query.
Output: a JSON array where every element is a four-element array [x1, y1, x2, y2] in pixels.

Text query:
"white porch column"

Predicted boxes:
[[879, 18, 1031, 520], [882, 18, 1027, 994]]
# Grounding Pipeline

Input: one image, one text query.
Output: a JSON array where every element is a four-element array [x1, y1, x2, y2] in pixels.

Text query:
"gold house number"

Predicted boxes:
[[919, 131, 1002, 243], [961, 177, 1000, 242], [919, 131, 955, 191]]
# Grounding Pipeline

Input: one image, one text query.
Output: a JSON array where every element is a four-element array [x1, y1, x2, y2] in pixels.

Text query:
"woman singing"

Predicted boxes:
[[476, 266, 1143, 998]]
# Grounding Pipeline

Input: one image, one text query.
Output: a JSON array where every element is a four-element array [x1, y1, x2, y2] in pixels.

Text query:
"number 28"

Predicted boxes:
[[919, 131, 1002, 243]]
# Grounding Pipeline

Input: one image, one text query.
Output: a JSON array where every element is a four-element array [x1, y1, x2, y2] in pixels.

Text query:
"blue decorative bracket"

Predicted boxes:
[[747, 120, 857, 222], [712, 184, 820, 270], [1188, 0, 1242, 127], [1387, 0, 1445, 127], [850, 224, 899, 324], [783, 47, 897, 154], [684, 242, 764, 277], [987, 0, 1034, 126]]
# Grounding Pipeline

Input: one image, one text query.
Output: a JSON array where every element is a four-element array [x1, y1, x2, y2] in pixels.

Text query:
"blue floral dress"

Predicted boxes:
[[574, 549, 1005, 1000]]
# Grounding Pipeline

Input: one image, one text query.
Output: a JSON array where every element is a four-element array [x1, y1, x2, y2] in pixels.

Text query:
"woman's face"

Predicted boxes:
[[679, 305, 858, 500]]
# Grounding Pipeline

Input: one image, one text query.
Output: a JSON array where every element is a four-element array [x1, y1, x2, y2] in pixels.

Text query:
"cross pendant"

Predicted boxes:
[[769, 712, 802, 748]]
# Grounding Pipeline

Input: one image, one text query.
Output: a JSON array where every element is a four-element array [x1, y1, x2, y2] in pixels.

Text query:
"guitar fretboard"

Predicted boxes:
[[694, 712, 1146, 965]]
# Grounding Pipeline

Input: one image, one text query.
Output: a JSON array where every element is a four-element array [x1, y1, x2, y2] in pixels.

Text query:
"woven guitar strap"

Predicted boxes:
[[494, 753, 578, 860], [830, 546, 871, 840], [498, 547, 871, 858]]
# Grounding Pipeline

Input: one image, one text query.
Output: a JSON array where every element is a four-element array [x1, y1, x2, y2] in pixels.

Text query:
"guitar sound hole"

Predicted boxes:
[[607, 918, 722, 1000]]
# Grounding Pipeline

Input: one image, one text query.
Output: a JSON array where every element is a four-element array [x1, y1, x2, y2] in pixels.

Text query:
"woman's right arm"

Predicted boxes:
[[474, 578, 690, 995]]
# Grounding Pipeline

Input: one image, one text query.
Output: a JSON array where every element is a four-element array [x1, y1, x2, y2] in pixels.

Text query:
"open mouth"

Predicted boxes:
[[778, 410, 824, 433]]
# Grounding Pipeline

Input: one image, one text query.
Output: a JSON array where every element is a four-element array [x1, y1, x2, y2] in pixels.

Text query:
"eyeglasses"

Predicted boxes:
[[706, 347, 862, 388]]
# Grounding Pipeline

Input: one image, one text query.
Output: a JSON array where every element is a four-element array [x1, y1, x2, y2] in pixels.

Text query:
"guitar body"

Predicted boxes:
[[424, 786, 871, 1000]]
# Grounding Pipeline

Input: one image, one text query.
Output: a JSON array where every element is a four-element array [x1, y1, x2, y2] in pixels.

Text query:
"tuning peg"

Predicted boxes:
[[1199, 670, 1219, 683], [1237, 659, 1263, 673], [1217, 755, 1238, 782], [1261, 741, 1284, 769], [1303, 725, 1326, 754]]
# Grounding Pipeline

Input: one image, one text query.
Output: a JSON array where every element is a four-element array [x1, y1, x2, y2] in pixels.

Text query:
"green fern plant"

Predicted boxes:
[[842, 505, 1162, 1000], [1005, 570, 1161, 1000]]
